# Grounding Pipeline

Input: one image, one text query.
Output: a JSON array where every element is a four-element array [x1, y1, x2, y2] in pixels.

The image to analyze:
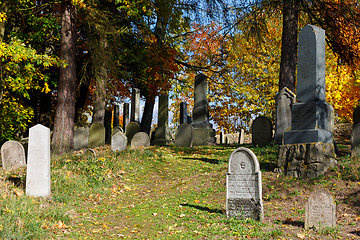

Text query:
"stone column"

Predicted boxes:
[[105, 110, 112, 144], [123, 103, 130, 130], [153, 95, 172, 145], [180, 102, 188, 124], [113, 105, 120, 128], [130, 88, 140, 123]]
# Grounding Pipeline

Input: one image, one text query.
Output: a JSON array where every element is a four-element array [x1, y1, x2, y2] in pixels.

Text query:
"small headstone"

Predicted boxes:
[[123, 103, 130, 130], [174, 123, 193, 147], [252, 116, 273, 147], [1, 140, 26, 171], [275, 87, 295, 144], [111, 132, 127, 152], [74, 127, 88, 150], [88, 123, 106, 148], [26, 124, 51, 197], [351, 123, 360, 157], [305, 189, 336, 230], [130, 88, 140, 123], [112, 126, 124, 136], [180, 102, 188, 124], [153, 95, 172, 145], [113, 105, 120, 128], [226, 147, 263, 221], [353, 106, 360, 127], [83, 148, 96, 158], [131, 132, 150, 148], [239, 129, 245, 144], [125, 122, 140, 146]]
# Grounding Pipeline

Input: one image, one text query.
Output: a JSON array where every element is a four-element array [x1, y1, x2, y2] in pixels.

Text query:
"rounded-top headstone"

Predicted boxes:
[[88, 123, 105, 148], [174, 123, 193, 147], [1, 140, 26, 171], [125, 122, 140, 146], [112, 126, 124, 136], [74, 127, 89, 150], [131, 132, 150, 148], [111, 132, 127, 152], [252, 116, 273, 147]]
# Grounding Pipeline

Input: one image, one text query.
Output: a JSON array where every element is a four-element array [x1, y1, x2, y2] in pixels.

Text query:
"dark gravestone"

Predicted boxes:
[[252, 116, 273, 147], [26, 124, 51, 197], [131, 132, 150, 148], [111, 132, 127, 152], [275, 87, 295, 144], [123, 103, 130, 130], [74, 127, 89, 150], [113, 105, 120, 128], [305, 189, 336, 230], [1, 140, 26, 171], [180, 102, 188, 124], [226, 147, 263, 221], [125, 122, 140, 146], [153, 95, 172, 145], [353, 106, 360, 127], [105, 110, 112, 144], [351, 123, 360, 157], [88, 123, 105, 148], [174, 123, 193, 147]]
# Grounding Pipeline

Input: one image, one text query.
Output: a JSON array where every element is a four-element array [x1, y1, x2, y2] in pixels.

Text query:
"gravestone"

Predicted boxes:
[[131, 132, 150, 148], [83, 148, 96, 158], [278, 25, 335, 178], [351, 123, 360, 157], [123, 103, 130, 130], [26, 124, 51, 197], [111, 132, 127, 152], [174, 123, 193, 147], [180, 102, 188, 124], [252, 116, 273, 147], [226, 147, 263, 221], [239, 129, 245, 144], [353, 106, 360, 127], [88, 123, 105, 148], [74, 127, 89, 150], [305, 189, 336, 230], [191, 74, 215, 146], [125, 122, 140, 146], [105, 110, 112, 144], [275, 87, 295, 144], [112, 126, 124, 136], [220, 132, 225, 144], [1, 140, 26, 171], [153, 95, 172, 145], [130, 88, 140, 123], [114, 105, 120, 128]]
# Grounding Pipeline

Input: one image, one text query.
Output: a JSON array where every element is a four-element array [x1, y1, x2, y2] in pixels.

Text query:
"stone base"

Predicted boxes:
[[277, 142, 336, 178], [192, 127, 216, 146], [152, 126, 172, 146], [283, 129, 333, 144]]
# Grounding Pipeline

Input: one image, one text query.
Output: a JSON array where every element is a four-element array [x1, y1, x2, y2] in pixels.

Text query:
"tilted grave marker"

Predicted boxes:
[[88, 123, 105, 148], [1, 140, 26, 171], [74, 127, 88, 150]]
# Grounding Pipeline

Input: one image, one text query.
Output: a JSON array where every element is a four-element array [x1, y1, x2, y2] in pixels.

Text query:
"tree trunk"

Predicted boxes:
[[51, 0, 77, 155], [279, 0, 299, 93], [140, 97, 155, 135]]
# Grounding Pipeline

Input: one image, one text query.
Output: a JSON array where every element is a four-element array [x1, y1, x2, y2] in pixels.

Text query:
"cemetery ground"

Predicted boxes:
[[0, 127, 360, 239]]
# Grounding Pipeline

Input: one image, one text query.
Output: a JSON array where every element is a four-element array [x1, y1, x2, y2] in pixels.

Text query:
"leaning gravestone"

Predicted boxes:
[[174, 123, 193, 147], [111, 132, 127, 152], [226, 147, 263, 221], [131, 132, 150, 148], [252, 116, 273, 147], [26, 124, 51, 197], [74, 127, 88, 150], [112, 126, 124, 136], [305, 189, 336, 230], [88, 123, 105, 148], [351, 123, 360, 157], [83, 148, 96, 158], [1, 140, 26, 171], [125, 122, 140, 146]]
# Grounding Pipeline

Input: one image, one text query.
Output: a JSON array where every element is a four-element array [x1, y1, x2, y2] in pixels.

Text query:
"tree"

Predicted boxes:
[[51, 0, 77, 155]]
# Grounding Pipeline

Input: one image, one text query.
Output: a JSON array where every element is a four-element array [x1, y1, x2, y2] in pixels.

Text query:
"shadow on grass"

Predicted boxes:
[[347, 190, 360, 213], [350, 230, 360, 236], [282, 220, 304, 228], [181, 203, 225, 214], [260, 162, 278, 172], [183, 157, 219, 164]]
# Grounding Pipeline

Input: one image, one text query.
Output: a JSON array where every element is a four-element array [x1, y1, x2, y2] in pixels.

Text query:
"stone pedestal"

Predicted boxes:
[[277, 142, 336, 178]]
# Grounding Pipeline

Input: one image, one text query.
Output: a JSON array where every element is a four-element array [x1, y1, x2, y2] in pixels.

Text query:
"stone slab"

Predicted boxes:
[[111, 132, 127, 152], [291, 102, 332, 130], [275, 87, 295, 144], [226, 147, 263, 221], [305, 189, 336, 230], [74, 127, 88, 150], [283, 129, 333, 144], [125, 122, 140, 146], [252, 116, 273, 147], [26, 124, 51, 197], [131, 132, 150, 148], [1, 140, 26, 171], [351, 123, 360, 157], [174, 123, 193, 147], [88, 123, 105, 148], [192, 127, 215, 146]]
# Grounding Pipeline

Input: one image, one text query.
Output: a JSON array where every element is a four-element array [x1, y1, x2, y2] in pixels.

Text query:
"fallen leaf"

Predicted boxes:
[[297, 233, 305, 239], [179, 214, 186, 218], [152, 213, 158, 216]]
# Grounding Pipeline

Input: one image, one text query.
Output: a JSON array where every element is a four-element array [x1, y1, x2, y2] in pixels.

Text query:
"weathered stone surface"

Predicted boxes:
[[239, 129, 245, 144], [180, 102, 188, 124], [252, 116, 273, 147], [83, 148, 96, 158], [277, 142, 336, 178], [174, 123, 193, 147], [226, 147, 263, 221], [305, 189, 336, 230], [114, 105, 120, 127], [192, 127, 215, 146], [275, 87, 295, 144], [88, 123, 105, 148], [125, 122, 140, 146], [112, 126, 124, 136], [283, 129, 333, 144], [26, 124, 51, 197], [351, 123, 360, 157], [291, 102, 332, 130], [123, 103, 130, 130], [111, 132, 127, 152], [153, 95, 172, 145], [74, 127, 89, 150], [130, 88, 140, 123], [1, 140, 26, 171], [131, 132, 150, 148], [297, 25, 326, 102]]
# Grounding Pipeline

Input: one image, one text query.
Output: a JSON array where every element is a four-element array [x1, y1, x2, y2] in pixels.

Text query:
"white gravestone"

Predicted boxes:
[[226, 147, 263, 221], [111, 132, 127, 152], [26, 124, 51, 197], [305, 189, 336, 230], [1, 140, 26, 171]]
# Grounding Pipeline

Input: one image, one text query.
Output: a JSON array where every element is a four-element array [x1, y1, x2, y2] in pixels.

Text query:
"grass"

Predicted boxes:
[[0, 143, 359, 239]]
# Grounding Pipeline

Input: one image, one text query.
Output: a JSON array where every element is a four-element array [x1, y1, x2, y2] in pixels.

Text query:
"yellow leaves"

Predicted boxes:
[[0, 12, 6, 23]]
